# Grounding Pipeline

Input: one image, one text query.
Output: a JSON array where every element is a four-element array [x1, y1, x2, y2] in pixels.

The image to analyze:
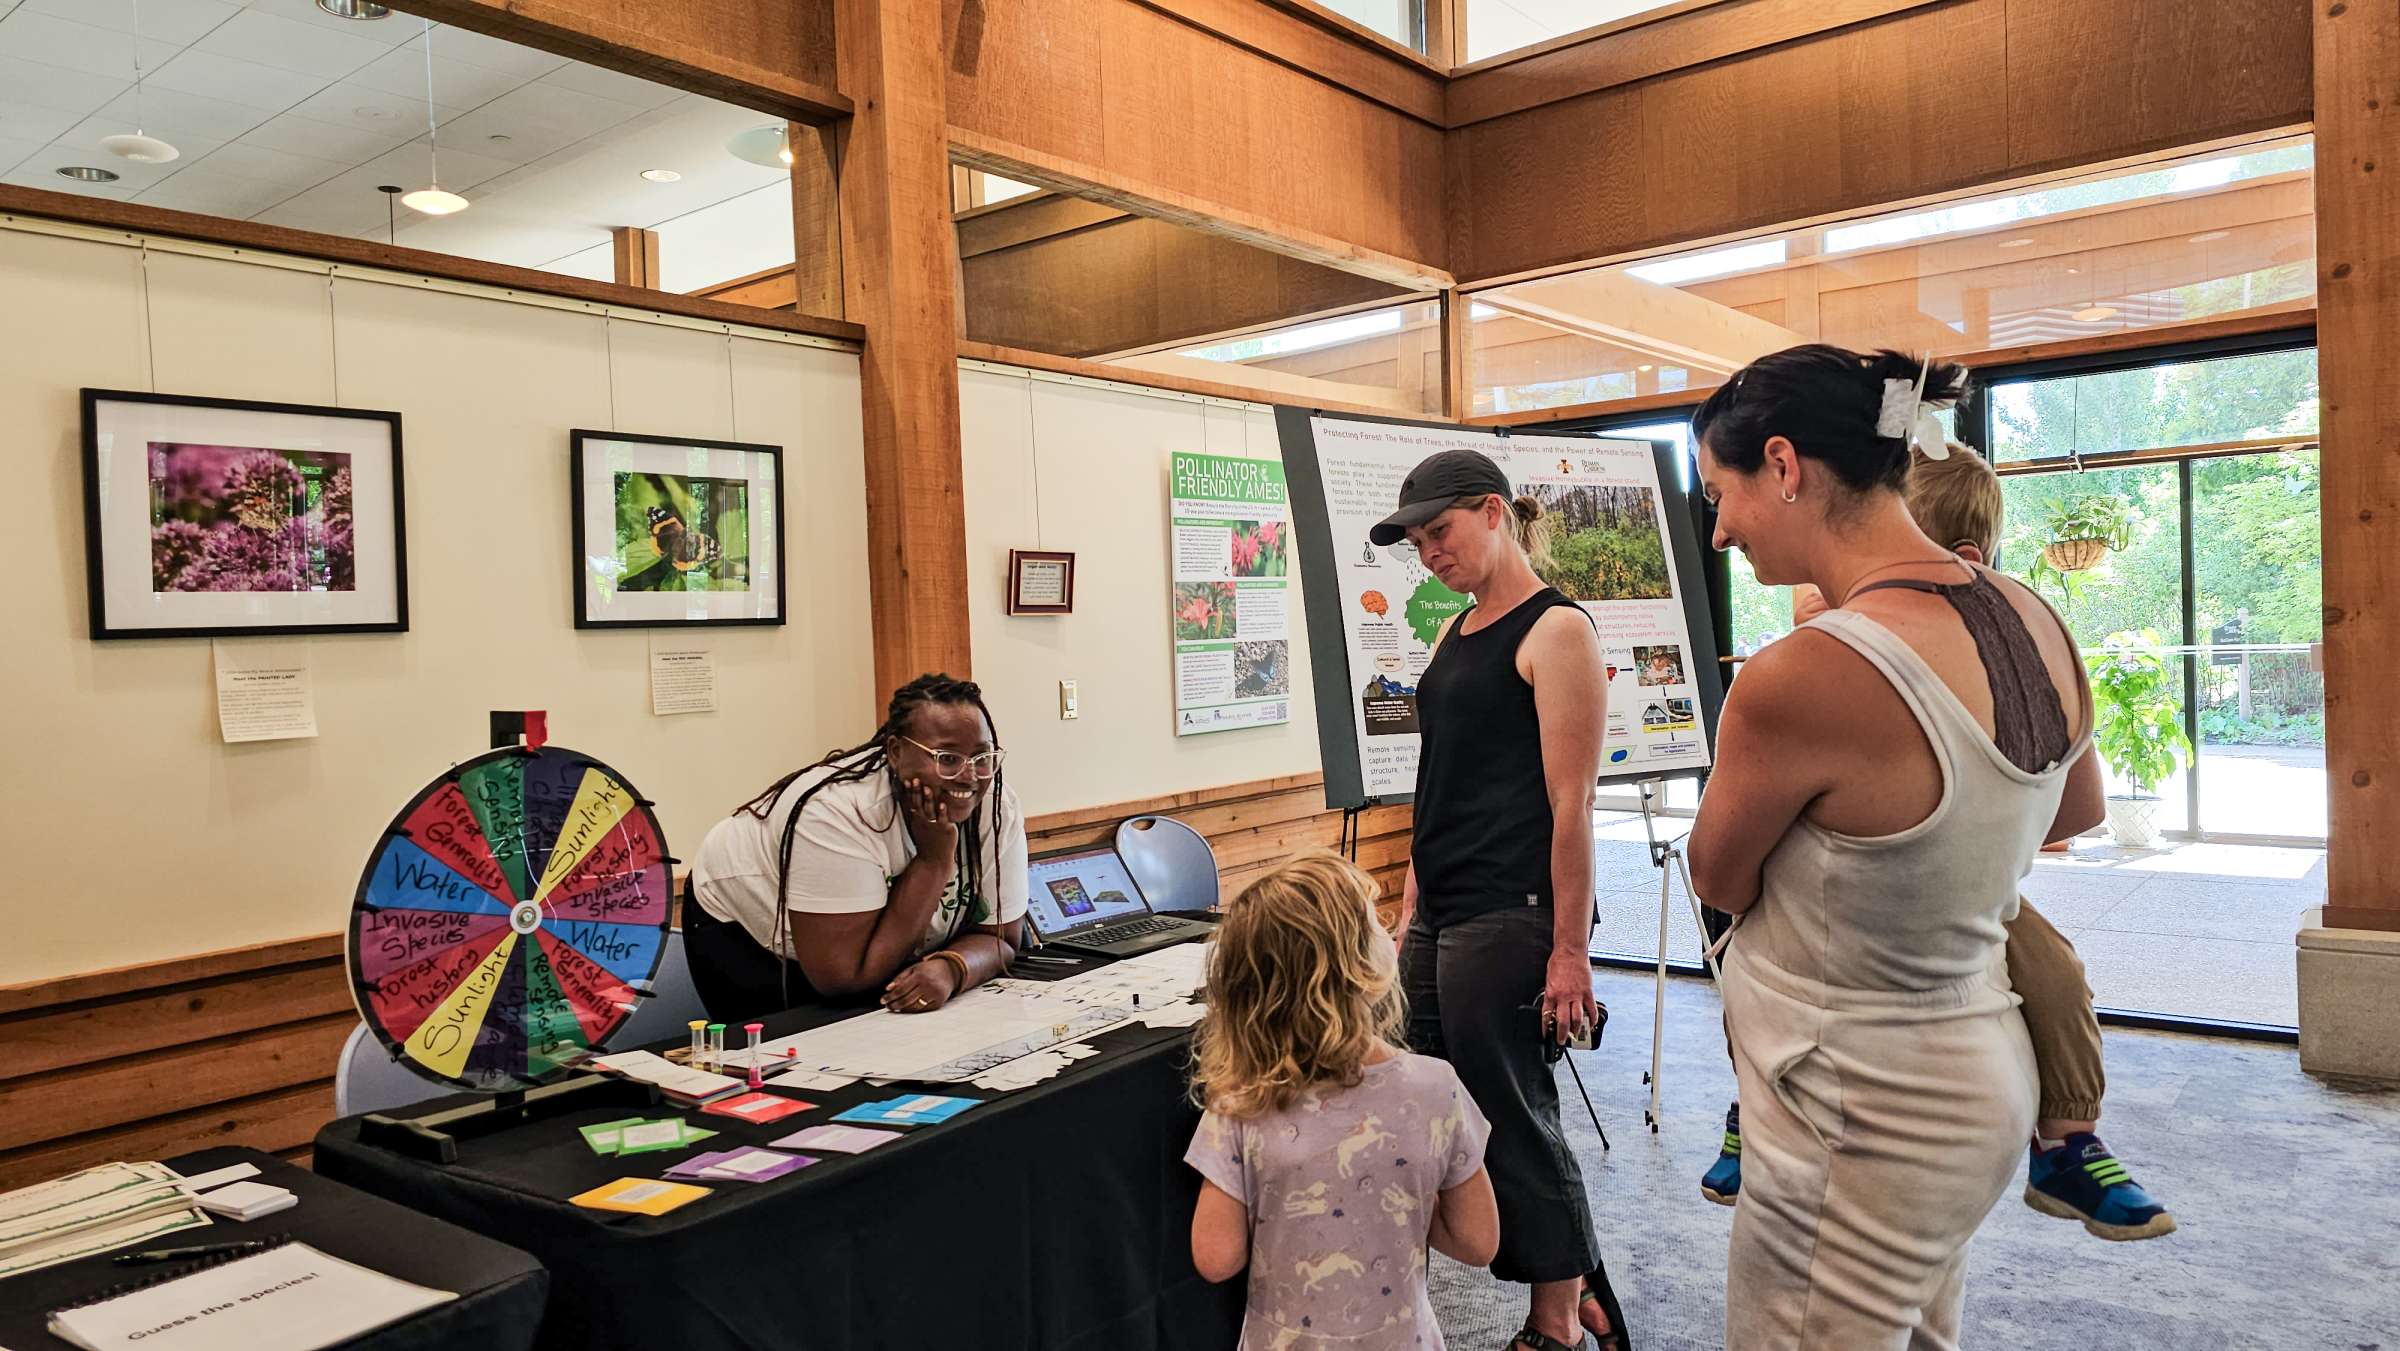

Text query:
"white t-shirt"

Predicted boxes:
[[690, 755, 1029, 961]]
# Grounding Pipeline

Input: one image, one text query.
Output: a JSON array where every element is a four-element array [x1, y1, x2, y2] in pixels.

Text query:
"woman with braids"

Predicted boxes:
[[683, 674, 1027, 1022]]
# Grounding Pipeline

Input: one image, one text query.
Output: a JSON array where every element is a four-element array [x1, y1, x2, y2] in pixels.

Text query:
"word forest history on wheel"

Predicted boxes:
[[349, 745, 674, 1091]]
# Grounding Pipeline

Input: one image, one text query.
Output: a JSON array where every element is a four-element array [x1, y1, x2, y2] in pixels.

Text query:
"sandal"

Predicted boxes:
[[1508, 1328, 1583, 1351], [1580, 1264, 1631, 1351]]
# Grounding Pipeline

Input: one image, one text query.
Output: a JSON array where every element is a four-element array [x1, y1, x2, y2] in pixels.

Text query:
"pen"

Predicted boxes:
[[114, 1237, 280, 1266]]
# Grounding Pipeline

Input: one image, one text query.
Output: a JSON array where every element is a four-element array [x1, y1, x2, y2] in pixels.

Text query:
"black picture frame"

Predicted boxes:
[[82, 388, 409, 640], [569, 429, 788, 629]]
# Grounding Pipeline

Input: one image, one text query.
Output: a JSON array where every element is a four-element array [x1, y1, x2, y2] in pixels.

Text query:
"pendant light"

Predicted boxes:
[[399, 20, 468, 215], [100, 1, 179, 165]]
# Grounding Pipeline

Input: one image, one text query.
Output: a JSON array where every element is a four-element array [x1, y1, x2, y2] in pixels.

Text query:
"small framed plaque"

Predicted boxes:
[[1008, 549, 1075, 616]]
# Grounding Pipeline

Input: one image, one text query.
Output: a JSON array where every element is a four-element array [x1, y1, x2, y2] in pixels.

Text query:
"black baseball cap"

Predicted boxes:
[[1368, 449, 1513, 545]]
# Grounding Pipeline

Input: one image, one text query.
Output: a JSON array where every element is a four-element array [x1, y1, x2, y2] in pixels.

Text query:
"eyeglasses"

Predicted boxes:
[[895, 734, 1007, 780]]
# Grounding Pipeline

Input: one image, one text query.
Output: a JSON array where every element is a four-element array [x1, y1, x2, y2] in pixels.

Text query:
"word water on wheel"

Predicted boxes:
[[349, 746, 673, 1090]]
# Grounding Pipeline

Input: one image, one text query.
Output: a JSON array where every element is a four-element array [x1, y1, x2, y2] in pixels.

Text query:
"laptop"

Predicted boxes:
[[1025, 845, 1217, 958]]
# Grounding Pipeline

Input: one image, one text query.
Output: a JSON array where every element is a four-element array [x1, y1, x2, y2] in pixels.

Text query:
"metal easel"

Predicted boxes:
[[1635, 777, 1723, 1133]]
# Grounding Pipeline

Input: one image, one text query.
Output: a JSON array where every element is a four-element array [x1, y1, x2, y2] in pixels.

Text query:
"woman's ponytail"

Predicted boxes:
[[1510, 494, 1557, 572]]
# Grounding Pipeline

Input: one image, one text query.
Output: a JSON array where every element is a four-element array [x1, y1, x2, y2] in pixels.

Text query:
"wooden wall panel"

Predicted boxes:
[[961, 208, 1412, 357], [1446, 0, 1942, 126], [389, 0, 844, 120], [0, 938, 351, 1191], [1447, 0, 2313, 285], [1024, 774, 1415, 927], [943, 0, 1447, 284], [2005, 0, 2315, 171]]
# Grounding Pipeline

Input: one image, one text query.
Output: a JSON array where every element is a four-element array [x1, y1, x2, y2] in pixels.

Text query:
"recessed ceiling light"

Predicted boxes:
[[486, 133, 512, 144], [316, 1, 391, 18], [401, 187, 470, 216], [56, 165, 120, 183], [2189, 230, 2231, 243], [2071, 305, 2119, 323], [1997, 237, 2035, 248], [1636, 364, 1654, 372], [640, 168, 682, 183]]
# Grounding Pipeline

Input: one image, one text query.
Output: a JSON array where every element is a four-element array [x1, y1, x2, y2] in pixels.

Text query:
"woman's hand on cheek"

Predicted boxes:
[[902, 776, 958, 852]]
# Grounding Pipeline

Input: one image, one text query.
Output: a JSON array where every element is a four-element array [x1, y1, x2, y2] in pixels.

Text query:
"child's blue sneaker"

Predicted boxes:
[[1700, 1101, 1740, 1206], [2024, 1133, 2176, 1241]]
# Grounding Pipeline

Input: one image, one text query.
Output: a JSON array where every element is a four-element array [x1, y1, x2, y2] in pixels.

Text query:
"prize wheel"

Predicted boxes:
[[347, 745, 673, 1092]]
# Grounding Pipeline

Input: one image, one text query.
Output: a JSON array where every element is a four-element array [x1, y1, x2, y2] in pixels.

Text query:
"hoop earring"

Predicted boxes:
[[1781, 489, 1797, 504]]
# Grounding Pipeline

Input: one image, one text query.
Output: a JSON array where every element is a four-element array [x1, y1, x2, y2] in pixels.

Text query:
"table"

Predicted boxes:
[[0, 1147, 547, 1351], [313, 984, 1244, 1351]]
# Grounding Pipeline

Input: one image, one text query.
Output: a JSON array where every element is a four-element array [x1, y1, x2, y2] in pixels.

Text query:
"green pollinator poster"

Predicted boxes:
[[1168, 452, 1293, 737]]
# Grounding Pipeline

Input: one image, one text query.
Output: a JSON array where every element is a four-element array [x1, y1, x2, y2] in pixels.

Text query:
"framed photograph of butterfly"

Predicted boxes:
[[570, 430, 785, 628]]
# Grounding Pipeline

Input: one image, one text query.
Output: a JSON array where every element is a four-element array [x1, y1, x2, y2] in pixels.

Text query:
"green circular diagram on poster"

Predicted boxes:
[[347, 746, 672, 1092]]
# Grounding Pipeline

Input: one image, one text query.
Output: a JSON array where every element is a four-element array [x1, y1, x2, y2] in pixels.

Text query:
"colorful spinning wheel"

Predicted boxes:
[[348, 746, 673, 1092]]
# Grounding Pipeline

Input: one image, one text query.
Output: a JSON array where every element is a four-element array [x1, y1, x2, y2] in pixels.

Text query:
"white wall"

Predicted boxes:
[[0, 224, 875, 984], [959, 362, 1326, 817]]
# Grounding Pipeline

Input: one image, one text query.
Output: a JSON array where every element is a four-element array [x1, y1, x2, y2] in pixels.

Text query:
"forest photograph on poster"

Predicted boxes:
[[1529, 483, 1672, 602]]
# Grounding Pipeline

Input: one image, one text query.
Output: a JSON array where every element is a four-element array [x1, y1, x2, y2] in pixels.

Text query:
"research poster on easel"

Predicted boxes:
[[1279, 411, 1725, 808], [1167, 451, 1294, 737]]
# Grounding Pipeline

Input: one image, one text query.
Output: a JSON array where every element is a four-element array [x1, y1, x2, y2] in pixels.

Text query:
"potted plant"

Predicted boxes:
[[2039, 494, 2136, 573], [2084, 629, 2191, 849]]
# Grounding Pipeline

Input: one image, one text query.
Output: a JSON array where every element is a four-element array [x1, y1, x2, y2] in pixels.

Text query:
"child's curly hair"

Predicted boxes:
[[1191, 853, 1405, 1118]]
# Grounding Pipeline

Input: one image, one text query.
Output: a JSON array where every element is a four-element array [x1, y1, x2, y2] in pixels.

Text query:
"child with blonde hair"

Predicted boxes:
[[1703, 441, 2174, 1243], [1188, 853, 1500, 1350]]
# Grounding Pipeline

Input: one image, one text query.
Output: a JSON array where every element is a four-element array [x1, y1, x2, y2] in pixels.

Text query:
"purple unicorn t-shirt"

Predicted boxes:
[[1186, 1051, 1491, 1350]]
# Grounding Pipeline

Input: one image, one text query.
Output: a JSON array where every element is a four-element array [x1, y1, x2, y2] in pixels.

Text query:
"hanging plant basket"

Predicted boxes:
[[2043, 536, 2110, 572]]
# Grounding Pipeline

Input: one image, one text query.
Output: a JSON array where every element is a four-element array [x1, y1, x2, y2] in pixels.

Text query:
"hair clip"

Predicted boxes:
[[1876, 355, 1949, 459]]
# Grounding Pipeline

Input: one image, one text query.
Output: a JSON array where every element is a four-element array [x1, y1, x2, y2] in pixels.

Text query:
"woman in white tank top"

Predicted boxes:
[[1682, 347, 2106, 1350]]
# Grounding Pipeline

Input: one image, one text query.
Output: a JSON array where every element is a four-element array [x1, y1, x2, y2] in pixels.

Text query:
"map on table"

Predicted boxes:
[[347, 745, 673, 1092]]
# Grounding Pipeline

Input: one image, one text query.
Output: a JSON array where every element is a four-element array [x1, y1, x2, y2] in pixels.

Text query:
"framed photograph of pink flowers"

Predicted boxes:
[[81, 389, 407, 640]]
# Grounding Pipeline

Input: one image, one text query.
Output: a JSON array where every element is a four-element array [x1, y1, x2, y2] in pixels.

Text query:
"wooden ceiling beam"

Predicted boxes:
[[1476, 269, 1802, 376], [951, 130, 1451, 292], [385, 0, 849, 122]]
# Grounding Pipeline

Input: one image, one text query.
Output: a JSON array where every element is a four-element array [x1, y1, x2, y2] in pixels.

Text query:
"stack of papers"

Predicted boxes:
[[588, 1050, 748, 1103], [831, 1094, 980, 1127], [569, 1178, 710, 1215], [192, 1181, 296, 1221], [770, 1124, 903, 1155], [664, 1148, 817, 1183], [699, 1092, 814, 1124], [578, 1117, 717, 1156], [0, 1163, 210, 1279]]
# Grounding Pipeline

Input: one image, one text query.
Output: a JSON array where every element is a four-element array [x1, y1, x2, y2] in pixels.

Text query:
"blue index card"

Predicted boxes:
[[831, 1094, 980, 1127]]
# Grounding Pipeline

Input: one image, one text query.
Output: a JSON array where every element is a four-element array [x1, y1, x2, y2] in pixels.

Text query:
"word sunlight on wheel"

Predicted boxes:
[[348, 745, 673, 1092]]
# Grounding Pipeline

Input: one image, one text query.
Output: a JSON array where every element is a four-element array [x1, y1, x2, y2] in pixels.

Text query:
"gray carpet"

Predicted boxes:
[[1426, 966, 2400, 1350]]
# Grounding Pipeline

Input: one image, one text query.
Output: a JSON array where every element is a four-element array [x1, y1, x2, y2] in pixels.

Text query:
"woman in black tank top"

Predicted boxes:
[[1369, 449, 1627, 1351]]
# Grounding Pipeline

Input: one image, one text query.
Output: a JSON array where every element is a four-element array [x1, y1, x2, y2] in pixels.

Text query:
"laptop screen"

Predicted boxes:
[[1026, 847, 1153, 938]]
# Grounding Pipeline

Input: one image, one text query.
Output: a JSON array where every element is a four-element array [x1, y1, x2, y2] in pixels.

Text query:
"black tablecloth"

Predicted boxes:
[[0, 1147, 547, 1351], [313, 988, 1244, 1351]]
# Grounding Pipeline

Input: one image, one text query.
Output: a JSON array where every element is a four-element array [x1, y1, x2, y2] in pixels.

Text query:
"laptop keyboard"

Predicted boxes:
[[1082, 915, 1185, 945]]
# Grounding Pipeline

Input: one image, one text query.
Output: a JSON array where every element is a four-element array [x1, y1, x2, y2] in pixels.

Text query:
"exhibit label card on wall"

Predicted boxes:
[[1307, 418, 1712, 796], [1168, 452, 1293, 737]]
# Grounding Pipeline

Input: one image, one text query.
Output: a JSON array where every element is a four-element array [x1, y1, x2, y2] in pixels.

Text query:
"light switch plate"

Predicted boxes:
[[1059, 680, 1078, 719]]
